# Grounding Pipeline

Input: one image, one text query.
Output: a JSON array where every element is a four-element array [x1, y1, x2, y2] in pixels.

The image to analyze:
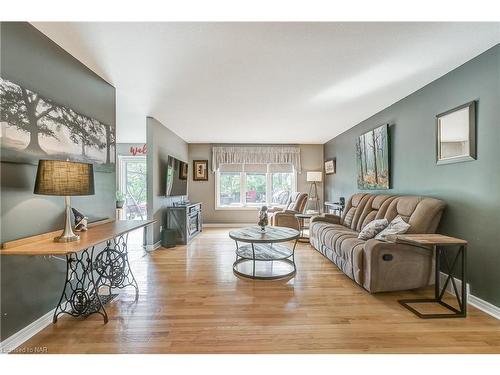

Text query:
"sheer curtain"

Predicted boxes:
[[212, 146, 301, 173]]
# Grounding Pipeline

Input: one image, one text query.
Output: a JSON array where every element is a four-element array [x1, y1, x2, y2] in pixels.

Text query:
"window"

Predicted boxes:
[[216, 164, 296, 209], [245, 173, 267, 204], [271, 173, 293, 205], [219, 172, 241, 207], [118, 155, 147, 220]]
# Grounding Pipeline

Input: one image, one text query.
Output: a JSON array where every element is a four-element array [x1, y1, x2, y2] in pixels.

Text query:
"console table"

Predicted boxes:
[[166, 202, 202, 244], [0, 220, 155, 324], [389, 234, 468, 319]]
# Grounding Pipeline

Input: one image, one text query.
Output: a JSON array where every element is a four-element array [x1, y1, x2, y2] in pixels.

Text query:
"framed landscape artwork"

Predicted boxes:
[[0, 77, 115, 172], [193, 160, 209, 181], [356, 124, 390, 189]]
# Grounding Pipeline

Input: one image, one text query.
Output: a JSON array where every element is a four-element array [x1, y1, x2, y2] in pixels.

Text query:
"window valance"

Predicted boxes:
[[212, 146, 301, 173]]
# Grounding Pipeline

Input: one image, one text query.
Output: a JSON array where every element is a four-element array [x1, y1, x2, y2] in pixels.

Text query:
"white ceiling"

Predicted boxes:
[[32, 22, 499, 144]]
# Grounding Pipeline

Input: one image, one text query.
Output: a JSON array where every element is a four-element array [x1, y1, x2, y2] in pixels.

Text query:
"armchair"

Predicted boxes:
[[269, 192, 308, 230]]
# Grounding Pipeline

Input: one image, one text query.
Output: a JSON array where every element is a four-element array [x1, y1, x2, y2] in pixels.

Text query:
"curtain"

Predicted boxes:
[[212, 146, 301, 173]]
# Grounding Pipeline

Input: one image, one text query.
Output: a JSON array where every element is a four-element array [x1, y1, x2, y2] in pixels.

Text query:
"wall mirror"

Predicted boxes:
[[436, 101, 476, 165]]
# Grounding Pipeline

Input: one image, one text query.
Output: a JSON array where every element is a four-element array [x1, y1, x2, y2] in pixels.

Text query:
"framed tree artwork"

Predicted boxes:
[[0, 77, 115, 172], [356, 124, 390, 189], [193, 160, 208, 181]]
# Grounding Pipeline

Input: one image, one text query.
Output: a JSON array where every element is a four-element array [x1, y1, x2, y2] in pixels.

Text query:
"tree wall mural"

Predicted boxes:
[[356, 124, 390, 189], [0, 77, 115, 172]]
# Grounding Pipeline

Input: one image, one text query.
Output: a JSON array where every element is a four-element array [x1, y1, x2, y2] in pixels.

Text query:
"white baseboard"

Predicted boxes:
[[203, 223, 254, 228], [468, 294, 500, 320], [0, 308, 55, 354], [143, 241, 161, 252], [440, 272, 500, 320]]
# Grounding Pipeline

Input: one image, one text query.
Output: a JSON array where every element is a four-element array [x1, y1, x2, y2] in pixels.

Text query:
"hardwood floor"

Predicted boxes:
[[19, 228, 500, 353]]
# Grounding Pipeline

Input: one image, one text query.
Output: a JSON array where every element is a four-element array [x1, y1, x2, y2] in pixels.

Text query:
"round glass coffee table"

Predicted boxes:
[[229, 226, 299, 280]]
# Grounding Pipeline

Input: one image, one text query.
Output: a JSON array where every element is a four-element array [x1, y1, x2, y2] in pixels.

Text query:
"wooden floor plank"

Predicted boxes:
[[16, 228, 500, 354]]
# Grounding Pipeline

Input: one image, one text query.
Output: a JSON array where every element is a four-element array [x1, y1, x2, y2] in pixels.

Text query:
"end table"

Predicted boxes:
[[389, 234, 467, 319], [295, 213, 313, 243]]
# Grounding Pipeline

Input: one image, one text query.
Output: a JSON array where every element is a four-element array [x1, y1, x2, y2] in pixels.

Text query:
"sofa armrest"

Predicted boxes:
[[311, 214, 341, 225], [273, 211, 300, 230], [267, 206, 285, 213], [362, 239, 433, 293]]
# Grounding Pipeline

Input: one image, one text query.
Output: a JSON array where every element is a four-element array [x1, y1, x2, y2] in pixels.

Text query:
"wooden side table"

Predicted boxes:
[[389, 234, 468, 319]]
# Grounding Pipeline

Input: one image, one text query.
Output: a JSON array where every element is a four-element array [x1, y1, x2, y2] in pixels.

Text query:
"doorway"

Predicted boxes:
[[118, 155, 147, 220]]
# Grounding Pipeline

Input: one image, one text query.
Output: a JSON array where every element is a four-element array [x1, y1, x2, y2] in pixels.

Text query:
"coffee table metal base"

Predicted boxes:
[[233, 258, 296, 280]]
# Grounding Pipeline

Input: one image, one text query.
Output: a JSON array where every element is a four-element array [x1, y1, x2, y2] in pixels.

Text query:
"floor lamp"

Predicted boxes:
[[306, 171, 322, 213]]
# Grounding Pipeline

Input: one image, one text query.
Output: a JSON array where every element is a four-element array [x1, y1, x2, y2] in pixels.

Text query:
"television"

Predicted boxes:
[[166, 155, 188, 196]]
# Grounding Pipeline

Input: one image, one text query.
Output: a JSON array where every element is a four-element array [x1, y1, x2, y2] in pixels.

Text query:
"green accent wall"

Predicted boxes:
[[146, 117, 189, 245], [323, 44, 500, 307], [0, 22, 116, 340]]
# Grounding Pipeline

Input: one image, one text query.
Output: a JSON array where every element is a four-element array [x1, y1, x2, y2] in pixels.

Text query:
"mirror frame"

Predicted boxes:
[[436, 100, 476, 165]]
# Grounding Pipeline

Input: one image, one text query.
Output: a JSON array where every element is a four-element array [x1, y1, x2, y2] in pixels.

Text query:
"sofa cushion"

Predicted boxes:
[[309, 192, 446, 293], [358, 218, 389, 240], [336, 236, 365, 284], [375, 216, 410, 241]]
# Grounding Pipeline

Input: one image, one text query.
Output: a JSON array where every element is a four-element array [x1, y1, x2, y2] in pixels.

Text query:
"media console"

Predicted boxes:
[[166, 202, 202, 245]]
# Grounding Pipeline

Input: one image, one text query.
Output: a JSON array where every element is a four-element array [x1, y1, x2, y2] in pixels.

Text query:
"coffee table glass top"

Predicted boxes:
[[229, 226, 299, 243]]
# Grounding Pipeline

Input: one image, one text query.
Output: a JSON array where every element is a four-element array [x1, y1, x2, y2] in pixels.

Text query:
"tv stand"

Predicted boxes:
[[166, 202, 202, 244]]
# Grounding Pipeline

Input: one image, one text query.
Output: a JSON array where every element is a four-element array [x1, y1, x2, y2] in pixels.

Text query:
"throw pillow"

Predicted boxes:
[[375, 216, 411, 241], [358, 218, 389, 240]]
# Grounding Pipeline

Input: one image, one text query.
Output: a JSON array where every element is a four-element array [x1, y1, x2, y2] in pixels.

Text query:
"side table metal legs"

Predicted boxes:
[[53, 233, 139, 324], [95, 233, 140, 301], [53, 247, 109, 324], [399, 245, 467, 319]]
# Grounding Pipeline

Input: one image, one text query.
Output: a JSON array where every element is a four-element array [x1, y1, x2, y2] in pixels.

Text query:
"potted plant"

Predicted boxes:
[[116, 191, 126, 209]]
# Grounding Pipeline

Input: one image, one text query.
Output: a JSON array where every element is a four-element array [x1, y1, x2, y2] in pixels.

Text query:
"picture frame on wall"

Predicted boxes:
[[0, 77, 116, 172], [356, 124, 390, 190], [324, 159, 336, 175], [193, 160, 209, 181], [436, 101, 476, 165], [179, 162, 188, 180]]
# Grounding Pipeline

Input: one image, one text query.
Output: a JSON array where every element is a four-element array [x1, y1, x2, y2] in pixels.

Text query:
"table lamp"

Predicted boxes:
[[306, 171, 322, 213], [34, 160, 95, 242]]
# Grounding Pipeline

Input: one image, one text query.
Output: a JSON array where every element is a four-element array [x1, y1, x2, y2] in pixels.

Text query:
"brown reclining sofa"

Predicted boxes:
[[310, 193, 446, 293]]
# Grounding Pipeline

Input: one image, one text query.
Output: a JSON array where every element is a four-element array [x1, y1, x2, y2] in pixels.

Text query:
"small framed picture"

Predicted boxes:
[[193, 160, 209, 181], [179, 161, 188, 180], [324, 159, 336, 175]]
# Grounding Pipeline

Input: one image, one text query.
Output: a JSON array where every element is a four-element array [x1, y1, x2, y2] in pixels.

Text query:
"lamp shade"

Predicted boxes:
[[34, 160, 95, 196], [306, 171, 323, 182]]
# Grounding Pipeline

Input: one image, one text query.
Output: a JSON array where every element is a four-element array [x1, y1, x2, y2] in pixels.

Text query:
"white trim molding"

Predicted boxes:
[[0, 308, 54, 354], [143, 240, 161, 252], [440, 272, 500, 320]]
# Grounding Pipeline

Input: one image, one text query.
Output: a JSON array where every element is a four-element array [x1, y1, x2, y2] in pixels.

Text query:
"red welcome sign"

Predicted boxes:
[[130, 144, 147, 156]]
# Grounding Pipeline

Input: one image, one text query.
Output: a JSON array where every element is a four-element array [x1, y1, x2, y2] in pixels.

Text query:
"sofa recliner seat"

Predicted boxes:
[[310, 193, 446, 293], [268, 192, 308, 230]]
